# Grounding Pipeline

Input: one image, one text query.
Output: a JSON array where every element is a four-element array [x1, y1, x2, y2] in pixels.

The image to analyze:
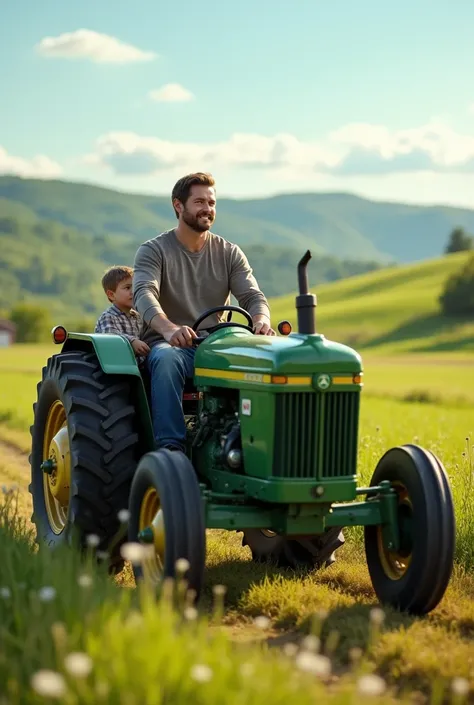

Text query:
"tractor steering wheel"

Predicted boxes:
[[191, 305, 254, 344]]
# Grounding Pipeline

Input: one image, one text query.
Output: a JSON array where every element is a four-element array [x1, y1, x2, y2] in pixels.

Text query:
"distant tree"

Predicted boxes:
[[444, 227, 473, 254], [9, 302, 53, 343], [439, 254, 474, 316], [0, 217, 19, 235]]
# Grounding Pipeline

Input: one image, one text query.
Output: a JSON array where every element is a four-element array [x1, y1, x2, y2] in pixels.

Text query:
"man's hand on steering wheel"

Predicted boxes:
[[164, 325, 197, 347]]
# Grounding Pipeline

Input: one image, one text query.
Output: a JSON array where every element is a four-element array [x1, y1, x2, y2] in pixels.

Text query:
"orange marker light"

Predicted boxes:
[[271, 375, 287, 384], [277, 320, 292, 335], [52, 326, 68, 344], [353, 374, 362, 384]]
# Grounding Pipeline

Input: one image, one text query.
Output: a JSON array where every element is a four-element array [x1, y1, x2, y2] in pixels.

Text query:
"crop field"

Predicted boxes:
[[0, 341, 473, 704]]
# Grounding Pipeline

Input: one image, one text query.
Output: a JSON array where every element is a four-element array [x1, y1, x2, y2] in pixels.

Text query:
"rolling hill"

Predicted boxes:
[[1, 175, 474, 263], [0, 207, 381, 323], [269, 250, 474, 355]]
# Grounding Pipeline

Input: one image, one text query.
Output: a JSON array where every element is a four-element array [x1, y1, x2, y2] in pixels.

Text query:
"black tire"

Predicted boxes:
[[29, 350, 139, 572], [128, 449, 206, 601], [242, 526, 345, 569], [364, 443, 456, 615]]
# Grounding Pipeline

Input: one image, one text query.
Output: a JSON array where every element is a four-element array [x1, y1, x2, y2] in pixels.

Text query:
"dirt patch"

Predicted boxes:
[[0, 437, 32, 528]]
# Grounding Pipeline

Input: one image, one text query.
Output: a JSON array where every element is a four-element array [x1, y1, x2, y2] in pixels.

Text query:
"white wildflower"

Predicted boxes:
[[96, 550, 109, 561], [117, 509, 130, 523], [190, 664, 213, 683], [183, 606, 198, 621], [301, 635, 320, 652], [175, 558, 190, 574], [64, 652, 93, 678], [295, 651, 331, 677], [120, 541, 147, 564], [452, 677, 470, 696], [86, 534, 100, 547], [77, 573, 93, 588], [0, 587, 11, 599], [212, 584, 226, 597], [283, 643, 298, 658], [31, 669, 66, 698], [357, 673, 387, 696], [38, 586, 56, 602], [370, 607, 385, 625], [253, 615, 271, 629]]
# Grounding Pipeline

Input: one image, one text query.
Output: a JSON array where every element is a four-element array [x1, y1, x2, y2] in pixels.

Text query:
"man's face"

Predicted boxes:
[[177, 185, 216, 232]]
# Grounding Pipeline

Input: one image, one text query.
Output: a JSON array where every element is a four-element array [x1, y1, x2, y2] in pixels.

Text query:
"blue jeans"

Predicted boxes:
[[146, 342, 196, 451]]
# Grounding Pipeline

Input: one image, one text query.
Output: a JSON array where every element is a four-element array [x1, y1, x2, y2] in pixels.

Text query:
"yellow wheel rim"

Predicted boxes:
[[138, 486, 166, 583], [376, 481, 413, 581], [42, 400, 71, 535]]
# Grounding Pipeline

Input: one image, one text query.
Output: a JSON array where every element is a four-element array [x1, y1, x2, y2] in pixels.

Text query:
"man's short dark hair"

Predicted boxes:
[[171, 172, 215, 218]]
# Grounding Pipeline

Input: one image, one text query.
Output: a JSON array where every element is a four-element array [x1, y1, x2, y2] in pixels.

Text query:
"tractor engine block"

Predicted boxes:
[[190, 390, 242, 473]]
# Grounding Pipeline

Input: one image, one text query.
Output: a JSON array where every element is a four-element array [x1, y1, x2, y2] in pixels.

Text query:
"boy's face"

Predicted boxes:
[[108, 277, 133, 311]]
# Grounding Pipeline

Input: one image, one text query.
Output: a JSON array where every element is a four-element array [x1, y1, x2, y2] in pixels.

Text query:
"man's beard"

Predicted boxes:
[[182, 209, 214, 233]]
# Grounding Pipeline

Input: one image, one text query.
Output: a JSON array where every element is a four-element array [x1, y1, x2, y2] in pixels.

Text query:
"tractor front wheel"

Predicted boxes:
[[364, 443, 455, 615], [128, 449, 206, 601]]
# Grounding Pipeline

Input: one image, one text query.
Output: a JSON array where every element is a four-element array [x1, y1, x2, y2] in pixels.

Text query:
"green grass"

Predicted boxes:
[[1, 343, 474, 702], [1, 486, 473, 704], [270, 251, 474, 354]]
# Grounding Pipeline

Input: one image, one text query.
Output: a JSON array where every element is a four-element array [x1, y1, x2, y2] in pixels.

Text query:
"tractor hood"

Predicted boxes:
[[194, 327, 362, 377]]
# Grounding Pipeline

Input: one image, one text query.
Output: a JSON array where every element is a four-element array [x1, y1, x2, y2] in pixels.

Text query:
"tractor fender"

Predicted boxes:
[[62, 332, 142, 377]]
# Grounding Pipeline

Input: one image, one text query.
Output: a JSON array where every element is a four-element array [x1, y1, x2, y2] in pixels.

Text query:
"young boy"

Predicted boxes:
[[95, 265, 150, 361]]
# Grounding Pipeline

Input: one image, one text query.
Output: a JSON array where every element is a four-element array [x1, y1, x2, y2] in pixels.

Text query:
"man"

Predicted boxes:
[[133, 172, 275, 451]]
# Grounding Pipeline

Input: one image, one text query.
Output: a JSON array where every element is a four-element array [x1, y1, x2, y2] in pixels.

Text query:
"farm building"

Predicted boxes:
[[0, 320, 16, 347]]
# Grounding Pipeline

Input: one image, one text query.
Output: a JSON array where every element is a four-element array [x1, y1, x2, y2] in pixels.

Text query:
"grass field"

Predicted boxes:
[[0, 305, 473, 703]]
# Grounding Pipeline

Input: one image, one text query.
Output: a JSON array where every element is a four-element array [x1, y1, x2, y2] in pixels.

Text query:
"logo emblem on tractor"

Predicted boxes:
[[316, 373, 331, 390]]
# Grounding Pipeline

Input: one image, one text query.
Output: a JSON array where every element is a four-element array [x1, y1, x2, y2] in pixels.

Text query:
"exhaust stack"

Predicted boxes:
[[296, 250, 317, 334]]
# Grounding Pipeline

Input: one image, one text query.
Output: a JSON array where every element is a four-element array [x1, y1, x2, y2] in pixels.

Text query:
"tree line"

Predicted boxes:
[[439, 227, 474, 316]]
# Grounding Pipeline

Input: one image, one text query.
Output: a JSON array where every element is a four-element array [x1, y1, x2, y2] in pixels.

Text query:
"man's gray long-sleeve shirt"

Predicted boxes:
[[133, 228, 270, 347]]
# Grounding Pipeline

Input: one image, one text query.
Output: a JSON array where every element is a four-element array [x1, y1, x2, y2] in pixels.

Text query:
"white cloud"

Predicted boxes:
[[36, 29, 156, 64], [329, 121, 474, 174], [149, 84, 194, 102], [85, 131, 337, 176], [84, 119, 474, 178], [0, 146, 62, 178]]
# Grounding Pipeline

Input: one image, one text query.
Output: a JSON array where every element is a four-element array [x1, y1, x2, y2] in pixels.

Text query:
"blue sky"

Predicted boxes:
[[2, 0, 474, 206]]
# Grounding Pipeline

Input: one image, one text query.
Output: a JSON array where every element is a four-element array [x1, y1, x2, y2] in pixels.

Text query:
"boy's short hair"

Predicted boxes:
[[102, 265, 134, 301]]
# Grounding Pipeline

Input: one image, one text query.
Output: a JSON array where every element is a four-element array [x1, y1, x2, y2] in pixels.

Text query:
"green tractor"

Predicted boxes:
[[29, 251, 456, 614]]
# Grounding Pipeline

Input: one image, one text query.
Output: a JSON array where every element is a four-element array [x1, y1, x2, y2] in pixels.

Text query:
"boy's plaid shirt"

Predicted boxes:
[[94, 305, 145, 363]]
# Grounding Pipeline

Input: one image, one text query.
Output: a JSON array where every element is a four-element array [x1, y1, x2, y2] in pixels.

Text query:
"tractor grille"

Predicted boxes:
[[272, 392, 359, 479]]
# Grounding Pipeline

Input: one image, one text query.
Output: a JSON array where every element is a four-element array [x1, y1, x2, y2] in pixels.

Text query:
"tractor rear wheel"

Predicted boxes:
[[364, 443, 455, 615], [29, 350, 139, 572], [241, 526, 345, 570], [128, 449, 206, 601]]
